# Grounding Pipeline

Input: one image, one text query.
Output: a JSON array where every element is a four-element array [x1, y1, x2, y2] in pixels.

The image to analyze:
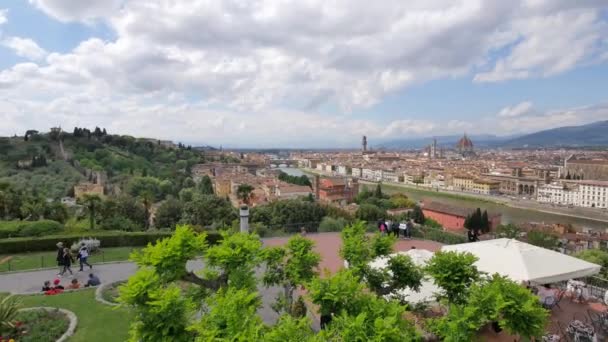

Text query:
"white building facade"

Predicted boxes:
[[578, 181, 608, 209]]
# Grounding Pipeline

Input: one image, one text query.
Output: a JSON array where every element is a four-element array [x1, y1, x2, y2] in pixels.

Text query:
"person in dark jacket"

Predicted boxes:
[[85, 273, 101, 287], [42, 280, 52, 292], [56, 242, 64, 276], [391, 221, 400, 237], [59, 247, 74, 276]]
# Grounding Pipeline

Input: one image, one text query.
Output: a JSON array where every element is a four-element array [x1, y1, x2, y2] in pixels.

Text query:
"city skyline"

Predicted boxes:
[[1, 1, 608, 147]]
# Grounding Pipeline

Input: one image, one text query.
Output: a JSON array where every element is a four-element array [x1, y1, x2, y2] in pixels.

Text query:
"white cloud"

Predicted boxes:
[[2, 37, 48, 61], [475, 9, 607, 82], [381, 120, 437, 137], [0, 9, 8, 25], [0, 1, 606, 146], [497, 101, 535, 117], [28, 0, 122, 23]]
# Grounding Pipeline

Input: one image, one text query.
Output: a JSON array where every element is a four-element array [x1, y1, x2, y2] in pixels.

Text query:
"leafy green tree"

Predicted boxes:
[[44, 201, 69, 223], [178, 188, 195, 202], [481, 210, 490, 233], [262, 235, 320, 315], [80, 194, 102, 230], [205, 232, 263, 291], [411, 205, 425, 224], [181, 195, 236, 227], [249, 199, 327, 233], [318, 216, 348, 232], [495, 224, 521, 239], [430, 274, 548, 341], [575, 249, 608, 277], [19, 198, 46, 221], [198, 175, 215, 195], [374, 183, 384, 198], [190, 287, 264, 341], [526, 230, 559, 250], [308, 269, 368, 320], [236, 184, 254, 205], [355, 203, 385, 222], [139, 191, 155, 229], [364, 254, 424, 297], [390, 193, 416, 209], [309, 269, 419, 339], [127, 176, 163, 201], [278, 171, 312, 187], [340, 221, 373, 275], [425, 251, 480, 305], [154, 197, 183, 229]]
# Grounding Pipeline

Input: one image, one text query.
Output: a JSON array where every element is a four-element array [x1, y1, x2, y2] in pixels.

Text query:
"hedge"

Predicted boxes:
[[0, 220, 64, 239], [0, 230, 223, 254], [411, 226, 467, 245]]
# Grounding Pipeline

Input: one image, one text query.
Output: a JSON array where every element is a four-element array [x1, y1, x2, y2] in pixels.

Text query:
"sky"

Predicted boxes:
[[1, 1, 608, 148]]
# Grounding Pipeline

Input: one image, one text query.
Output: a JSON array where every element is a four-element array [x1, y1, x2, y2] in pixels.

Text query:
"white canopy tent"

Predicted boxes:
[[442, 238, 601, 284], [369, 249, 441, 304]]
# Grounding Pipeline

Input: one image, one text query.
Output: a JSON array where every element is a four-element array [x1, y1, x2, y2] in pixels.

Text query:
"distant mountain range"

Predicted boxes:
[[501, 120, 608, 148], [378, 120, 608, 149]]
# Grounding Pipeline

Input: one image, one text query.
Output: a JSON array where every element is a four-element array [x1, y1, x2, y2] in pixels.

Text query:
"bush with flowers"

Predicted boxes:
[[0, 309, 69, 342]]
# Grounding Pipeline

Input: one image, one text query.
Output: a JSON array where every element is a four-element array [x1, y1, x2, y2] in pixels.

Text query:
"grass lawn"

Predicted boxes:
[[18, 289, 132, 342], [0, 247, 140, 273]]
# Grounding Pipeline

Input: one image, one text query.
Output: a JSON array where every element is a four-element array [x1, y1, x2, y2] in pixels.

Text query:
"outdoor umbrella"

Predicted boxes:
[[441, 238, 601, 284]]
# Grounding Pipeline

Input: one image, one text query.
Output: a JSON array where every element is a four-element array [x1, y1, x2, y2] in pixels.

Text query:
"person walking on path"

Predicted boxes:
[[78, 243, 93, 271], [59, 247, 74, 276], [55, 242, 64, 276]]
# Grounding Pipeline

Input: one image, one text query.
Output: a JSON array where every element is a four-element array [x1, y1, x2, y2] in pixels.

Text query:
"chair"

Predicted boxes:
[[587, 309, 608, 334]]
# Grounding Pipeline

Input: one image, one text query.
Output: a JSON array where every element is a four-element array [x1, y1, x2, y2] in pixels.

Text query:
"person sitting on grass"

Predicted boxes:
[[68, 278, 81, 290], [44, 279, 64, 295], [42, 280, 52, 292], [84, 273, 101, 287], [52, 278, 64, 290]]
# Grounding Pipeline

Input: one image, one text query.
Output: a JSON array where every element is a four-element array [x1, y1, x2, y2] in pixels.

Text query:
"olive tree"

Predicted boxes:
[[425, 251, 480, 305], [262, 235, 321, 315]]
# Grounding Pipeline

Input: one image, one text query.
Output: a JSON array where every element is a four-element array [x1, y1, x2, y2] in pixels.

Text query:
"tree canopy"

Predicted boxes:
[[116, 223, 548, 341]]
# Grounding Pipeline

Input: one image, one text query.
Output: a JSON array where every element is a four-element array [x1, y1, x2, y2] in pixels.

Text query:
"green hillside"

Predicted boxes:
[[0, 128, 210, 199]]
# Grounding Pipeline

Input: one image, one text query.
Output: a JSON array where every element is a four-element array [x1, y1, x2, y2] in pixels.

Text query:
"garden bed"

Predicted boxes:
[[96, 281, 125, 306], [1, 307, 75, 342]]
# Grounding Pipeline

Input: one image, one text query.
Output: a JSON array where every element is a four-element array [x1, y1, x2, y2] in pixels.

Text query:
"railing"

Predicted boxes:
[[0, 248, 136, 273], [555, 276, 608, 301]]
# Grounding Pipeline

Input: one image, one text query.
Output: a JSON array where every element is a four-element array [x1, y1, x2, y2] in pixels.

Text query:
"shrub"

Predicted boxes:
[[0, 220, 63, 239], [411, 227, 467, 245], [318, 217, 348, 232], [0, 231, 223, 253]]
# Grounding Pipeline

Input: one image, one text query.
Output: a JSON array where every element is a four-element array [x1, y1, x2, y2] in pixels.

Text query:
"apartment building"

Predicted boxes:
[[537, 183, 580, 206], [382, 169, 399, 183], [578, 181, 608, 209], [471, 179, 501, 195]]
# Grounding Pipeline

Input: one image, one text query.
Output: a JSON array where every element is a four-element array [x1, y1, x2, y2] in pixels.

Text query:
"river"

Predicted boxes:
[[283, 168, 608, 231], [378, 185, 608, 231]]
